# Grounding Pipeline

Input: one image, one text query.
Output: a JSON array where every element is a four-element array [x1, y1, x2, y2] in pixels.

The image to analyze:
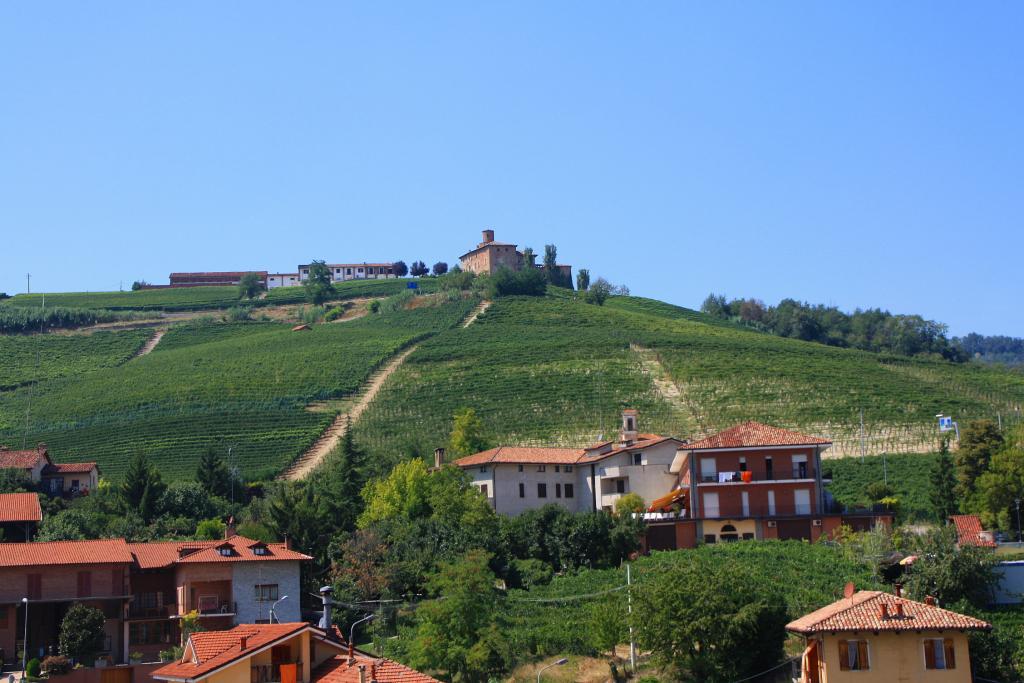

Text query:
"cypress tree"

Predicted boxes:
[[931, 437, 959, 521], [196, 446, 232, 499]]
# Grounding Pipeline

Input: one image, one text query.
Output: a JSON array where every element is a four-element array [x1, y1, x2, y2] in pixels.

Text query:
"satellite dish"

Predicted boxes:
[[843, 582, 856, 600]]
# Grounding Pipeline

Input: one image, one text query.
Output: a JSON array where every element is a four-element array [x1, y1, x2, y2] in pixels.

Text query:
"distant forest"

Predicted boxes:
[[700, 294, 1023, 366]]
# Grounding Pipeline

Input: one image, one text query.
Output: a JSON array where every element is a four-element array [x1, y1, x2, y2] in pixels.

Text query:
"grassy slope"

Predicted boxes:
[[1, 279, 437, 311], [0, 297, 474, 480], [0, 329, 151, 390], [355, 294, 1024, 464]]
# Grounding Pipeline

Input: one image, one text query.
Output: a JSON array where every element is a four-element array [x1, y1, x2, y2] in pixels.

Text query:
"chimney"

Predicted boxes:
[[620, 409, 638, 445], [893, 582, 902, 598], [895, 602, 905, 618], [925, 596, 936, 606], [225, 515, 236, 539], [318, 585, 335, 633], [879, 603, 889, 619], [433, 447, 445, 470], [358, 665, 367, 683], [348, 641, 356, 665], [481, 229, 494, 245], [239, 635, 248, 650]]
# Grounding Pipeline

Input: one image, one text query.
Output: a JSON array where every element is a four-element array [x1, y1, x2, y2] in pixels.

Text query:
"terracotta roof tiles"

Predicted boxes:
[[43, 462, 97, 474], [786, 591, 991, 634], [683, 422, 831, 450], [950, 514, 997, 548], [153, 623, 307, 681], [130, 535, 311, 569], [0, 448, 46, 469], [0, 538, 134, 567], [0, 493, 42, 523], [454, 446, 586, 467], [313, 654, 441, 683]]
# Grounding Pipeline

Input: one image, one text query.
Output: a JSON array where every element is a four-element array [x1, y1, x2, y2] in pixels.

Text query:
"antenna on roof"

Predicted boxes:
[[843, 582, 855, 601]]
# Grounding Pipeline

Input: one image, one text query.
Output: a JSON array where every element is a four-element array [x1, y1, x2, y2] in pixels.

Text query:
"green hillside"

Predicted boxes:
[[0, 296, 474, 480], [1, 278, 436, 311], [0, 329, 151, 390], [2, 290, 1022, 482]]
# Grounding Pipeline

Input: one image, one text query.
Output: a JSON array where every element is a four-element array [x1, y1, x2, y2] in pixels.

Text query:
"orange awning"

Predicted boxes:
[[648, 488, 687, 512]]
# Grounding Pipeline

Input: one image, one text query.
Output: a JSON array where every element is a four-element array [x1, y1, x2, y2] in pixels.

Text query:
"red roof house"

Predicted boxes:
[[949, 514, 997, 548]]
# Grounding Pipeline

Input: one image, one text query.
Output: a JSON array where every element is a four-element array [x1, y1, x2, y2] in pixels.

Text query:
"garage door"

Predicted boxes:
[[777, 519, 812, 541]]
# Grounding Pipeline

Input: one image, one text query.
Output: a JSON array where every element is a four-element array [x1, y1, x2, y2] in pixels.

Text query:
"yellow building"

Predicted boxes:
[[151, 623, 438, 683], [787, 590, 990, 683]]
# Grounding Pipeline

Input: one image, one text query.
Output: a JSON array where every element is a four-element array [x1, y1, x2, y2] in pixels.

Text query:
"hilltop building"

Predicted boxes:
[[297, 263, 398, 283], [787, 587, 990, 682], [452, 410, 684, 515], [167, 272, 269, 288], [644, 422, 892, 549], [0, 443, 99, 497], [458, 229, 572, 283], [268, 273, 301, 289], [0, 533, 309, 664]]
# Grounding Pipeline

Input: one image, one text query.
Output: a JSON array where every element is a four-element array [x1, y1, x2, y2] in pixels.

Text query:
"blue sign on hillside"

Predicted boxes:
[[407, 282, 418, 290], [938, 416, 953, 432]]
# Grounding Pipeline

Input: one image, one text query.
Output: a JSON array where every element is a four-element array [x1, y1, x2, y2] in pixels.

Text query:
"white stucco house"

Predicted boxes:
[[451, 410, 683, 515]]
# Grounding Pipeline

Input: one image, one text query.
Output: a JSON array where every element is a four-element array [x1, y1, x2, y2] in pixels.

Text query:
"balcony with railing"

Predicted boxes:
[[698, 464, 814, 484]]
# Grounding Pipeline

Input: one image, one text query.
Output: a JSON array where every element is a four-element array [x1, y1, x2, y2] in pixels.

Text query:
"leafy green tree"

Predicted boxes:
[[180, 610, 205, 642], [485, 266, 546, 298], [521, 246, 536, 267], [432, 262, 449, 276], [410, 260, 429, 277], [635, 559, 788, 682], [393, 260, 409, 277], [449, 407, 489, 457], [865, 481, 895, 502], [121, 452, 166, 522], [316, 417, 366, 532], [955, 420, 1004, 509], [196, 446, 232, 499], [237, 272, 265, 300], [614, 492, 645, 516], [407, 550, 510, 683], [930, 437, 959, 520], [976, 428, 1024, 533], [576, 268, 591, 292], [266, 482, 332, 564], [904, 525, 1000, 606], [0, 468, 33, 493], [542, 244, 570, 288], [195, 518, 226, 540], [589, 594, 628, 659], [584, 278, 612, 306], [303, 260, 335, 305], [700, 293, 730, 318], [59, 603, 107, 665]]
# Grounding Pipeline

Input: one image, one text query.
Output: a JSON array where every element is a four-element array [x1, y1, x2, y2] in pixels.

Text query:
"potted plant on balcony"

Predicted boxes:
[[129, 652, 144, 664]]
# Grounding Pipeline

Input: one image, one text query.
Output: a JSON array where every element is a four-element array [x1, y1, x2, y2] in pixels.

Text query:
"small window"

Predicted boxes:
[[218, 547, 233, 557], [519, 483, 525, 498], [252, 545, 269, 556], [564, 465, 573, 473], [517, 464, 524, 472], [739, 457, 747, 472], [742, 532, 754, 540], [555, 483, 562, 498], [538, 483, 547, 498], [565, 484, 574, 498], [632, 453, 642, 466], [838, 640, 870, 671], [703, 534, 716, 544], [616, 479, 626, 494], [479, 466, 489, 473], [924, 639, 955, 670], [255, 584, 279, 602], [537, 465, 546, 473], [554, 465, 560, 473], [480, 484, 488, 497]]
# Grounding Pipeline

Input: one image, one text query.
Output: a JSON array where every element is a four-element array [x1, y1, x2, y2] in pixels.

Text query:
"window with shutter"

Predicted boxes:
[[924, 638, 956, 670], [838, 640, 869, 671], [77, 571, 92, 598]]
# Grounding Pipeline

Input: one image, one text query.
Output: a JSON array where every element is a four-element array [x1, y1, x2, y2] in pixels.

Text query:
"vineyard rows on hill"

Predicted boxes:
[[0, 296, 475, 480], [0, 329, 151, 390]]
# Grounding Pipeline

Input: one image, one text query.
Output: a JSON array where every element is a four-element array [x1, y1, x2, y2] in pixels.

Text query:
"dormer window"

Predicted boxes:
[[217, 545, 234, 557], [252, 545, 269, 556]]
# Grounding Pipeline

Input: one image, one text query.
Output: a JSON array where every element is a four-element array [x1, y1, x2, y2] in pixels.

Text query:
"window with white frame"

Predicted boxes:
[[255, 584, 279, 602]]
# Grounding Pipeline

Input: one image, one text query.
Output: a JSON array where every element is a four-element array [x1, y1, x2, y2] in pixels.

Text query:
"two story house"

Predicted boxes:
[[788, 587, 990, 683], [644, 422, 892, 550], [453, 410, 683, 515], [0, 444, 99, 497], [0, 533, 310, 666]]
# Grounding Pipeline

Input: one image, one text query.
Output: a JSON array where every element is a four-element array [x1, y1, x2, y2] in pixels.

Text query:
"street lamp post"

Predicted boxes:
[[349, 614, 375, 652], [21, 597, 29, 677], [1015, 498, 1021, 544], [270, 595, 289, 624], [536, 657, 568, 683]]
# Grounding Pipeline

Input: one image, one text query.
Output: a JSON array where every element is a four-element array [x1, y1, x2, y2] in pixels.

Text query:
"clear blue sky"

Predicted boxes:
[[2, 3, 1021, 336]]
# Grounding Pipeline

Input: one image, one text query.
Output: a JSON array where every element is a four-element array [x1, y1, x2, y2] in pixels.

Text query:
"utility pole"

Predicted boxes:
[[26, 273, 31, 294], [627, 563, 636, 673], [1016, 498, 1021, 545]]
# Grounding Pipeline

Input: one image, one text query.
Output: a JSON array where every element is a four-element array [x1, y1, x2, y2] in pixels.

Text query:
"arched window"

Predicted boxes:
[[720, 524, 739, 542]]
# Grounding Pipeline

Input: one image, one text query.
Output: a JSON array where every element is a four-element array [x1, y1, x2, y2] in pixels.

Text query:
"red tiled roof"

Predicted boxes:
[[153, 623, 308, 681], [0, 493, 42, 523], [454, 446, 586, 466], [130, 535, 311, 569], [0, 539, 134, 567], [314, 654, 441, 683], [581, 436, 680, 462], [0, 448, 46, 469], [169, 272, 268, 278], [950, 515, 997, 548], [683, 422, 831, 450], [786, 591, 991, 634], [43, 462, 97, 474]]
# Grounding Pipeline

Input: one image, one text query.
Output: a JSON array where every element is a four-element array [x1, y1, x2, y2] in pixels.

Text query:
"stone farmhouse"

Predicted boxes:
[[295, 263, 398, 285], [0, 530, 309, 666], [0, 443, 99, 497], [458, 229, 573, 283], [453, 410, 684, 515]]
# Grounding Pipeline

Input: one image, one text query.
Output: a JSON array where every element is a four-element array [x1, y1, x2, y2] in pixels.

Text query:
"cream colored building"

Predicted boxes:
[[787, 589, 991, 683]]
